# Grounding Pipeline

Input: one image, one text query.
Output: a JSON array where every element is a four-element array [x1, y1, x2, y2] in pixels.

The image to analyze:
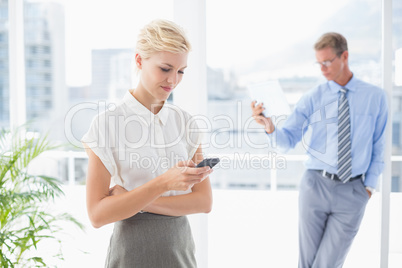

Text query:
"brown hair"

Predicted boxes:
[[314, 32, 348, 56]]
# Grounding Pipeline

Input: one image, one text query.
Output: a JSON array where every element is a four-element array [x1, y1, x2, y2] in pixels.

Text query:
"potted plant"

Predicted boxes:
[[0, 127, 84, 267]]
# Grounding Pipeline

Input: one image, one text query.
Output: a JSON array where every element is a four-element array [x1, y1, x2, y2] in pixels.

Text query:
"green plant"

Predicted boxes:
[[0, 127, 84, 267]]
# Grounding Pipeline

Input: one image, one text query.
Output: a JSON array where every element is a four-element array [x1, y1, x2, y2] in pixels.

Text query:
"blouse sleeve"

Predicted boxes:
[[81, 115, 115, 177]]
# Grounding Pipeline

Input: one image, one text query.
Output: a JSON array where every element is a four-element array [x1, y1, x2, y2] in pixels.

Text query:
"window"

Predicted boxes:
[[0, 47, 7, 57], [43, 31, 49, 40], [44, 73, 51, 81], [43, 46, 50, 54], [206, 0, 382, 191], [44, 100, 52, 108], [30, 46, 37, 54], [5, 1, 401, 267], [28, 86, 38, 96], [0, 6, 7, 20], [391, 0, 402, 190], [393, 122, 400, 145], [392, 176, 400, 192], [26, 74, 40, 83], [27, 59, 34, 68]]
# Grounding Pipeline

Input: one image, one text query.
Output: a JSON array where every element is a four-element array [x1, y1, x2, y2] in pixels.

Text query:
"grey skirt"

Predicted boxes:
[[105, 212, 197, 268]]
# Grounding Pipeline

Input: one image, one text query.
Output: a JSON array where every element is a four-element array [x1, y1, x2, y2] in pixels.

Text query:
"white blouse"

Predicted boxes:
[[82, 90, 202, 197]]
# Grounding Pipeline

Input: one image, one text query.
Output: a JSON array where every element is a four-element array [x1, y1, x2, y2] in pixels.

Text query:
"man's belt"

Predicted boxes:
[[320, 170, 364, 182]]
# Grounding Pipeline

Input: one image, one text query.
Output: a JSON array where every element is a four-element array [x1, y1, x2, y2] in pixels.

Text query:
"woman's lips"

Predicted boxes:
[[162, 86, 173, 92]]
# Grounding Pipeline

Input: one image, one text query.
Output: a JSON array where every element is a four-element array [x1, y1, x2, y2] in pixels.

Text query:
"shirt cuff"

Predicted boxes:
[[363, 173, 379, 189]]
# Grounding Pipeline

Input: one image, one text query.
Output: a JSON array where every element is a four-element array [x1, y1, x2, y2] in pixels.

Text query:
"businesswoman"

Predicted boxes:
[[82, 19, 213, 268]]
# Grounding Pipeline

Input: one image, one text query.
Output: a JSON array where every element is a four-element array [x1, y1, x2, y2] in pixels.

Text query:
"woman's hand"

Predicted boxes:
[[109, 185, 128, 196], [251, 100, 275, 134], [160, 160, 213, 192]]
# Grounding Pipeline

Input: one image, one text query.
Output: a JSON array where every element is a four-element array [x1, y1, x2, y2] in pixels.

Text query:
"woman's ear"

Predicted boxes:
[[135, 53, 142, 69]]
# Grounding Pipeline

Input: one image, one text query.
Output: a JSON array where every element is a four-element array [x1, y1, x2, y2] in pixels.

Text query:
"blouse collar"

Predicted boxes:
[[122, 90, 169, 125]]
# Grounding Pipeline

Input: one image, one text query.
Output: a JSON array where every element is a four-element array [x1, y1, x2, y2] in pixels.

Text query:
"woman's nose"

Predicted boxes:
[[167, 73, 178, 85]]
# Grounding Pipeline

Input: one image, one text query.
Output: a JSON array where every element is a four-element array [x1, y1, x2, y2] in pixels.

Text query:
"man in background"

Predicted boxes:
[[251, 32, 388, 267]]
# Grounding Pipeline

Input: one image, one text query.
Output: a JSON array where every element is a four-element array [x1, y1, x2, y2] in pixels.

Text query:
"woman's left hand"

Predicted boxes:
[[109, 185, 128, 196]]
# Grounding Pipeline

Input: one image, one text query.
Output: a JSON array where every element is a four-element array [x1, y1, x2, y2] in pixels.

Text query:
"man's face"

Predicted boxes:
[[315, 47, 347, 82]]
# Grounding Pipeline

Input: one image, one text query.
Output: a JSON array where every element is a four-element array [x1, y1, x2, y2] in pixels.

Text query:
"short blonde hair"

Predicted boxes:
[[314, 32, 348, 57], [136, 19, 191, 59]]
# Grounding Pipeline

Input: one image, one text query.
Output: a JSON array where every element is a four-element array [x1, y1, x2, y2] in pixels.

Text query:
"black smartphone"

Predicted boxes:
[[196, 158, 220, 169]]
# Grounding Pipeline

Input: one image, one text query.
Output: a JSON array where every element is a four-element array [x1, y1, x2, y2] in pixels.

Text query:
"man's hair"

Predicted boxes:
[[136, 19, 191, 60], [314, 32, 348, 56]]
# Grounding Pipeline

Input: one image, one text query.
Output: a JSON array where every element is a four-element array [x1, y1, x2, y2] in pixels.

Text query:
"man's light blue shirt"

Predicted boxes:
[[268, 75, 388, 188]]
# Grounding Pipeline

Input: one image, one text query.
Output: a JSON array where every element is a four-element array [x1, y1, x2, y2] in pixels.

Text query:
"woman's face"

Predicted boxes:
[[136, 51, 188, 103]]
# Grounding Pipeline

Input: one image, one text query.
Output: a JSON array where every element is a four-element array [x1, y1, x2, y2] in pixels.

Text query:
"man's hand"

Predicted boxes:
[[366, 189, 372, 199], [251, 101, 275, 134]]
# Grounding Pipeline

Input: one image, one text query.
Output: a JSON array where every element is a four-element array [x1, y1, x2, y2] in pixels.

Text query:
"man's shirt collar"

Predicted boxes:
[[327, 74, 357, 93]]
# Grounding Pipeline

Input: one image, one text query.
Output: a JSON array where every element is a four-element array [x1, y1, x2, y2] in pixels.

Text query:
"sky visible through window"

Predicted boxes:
[[44, 0, 375, 87]]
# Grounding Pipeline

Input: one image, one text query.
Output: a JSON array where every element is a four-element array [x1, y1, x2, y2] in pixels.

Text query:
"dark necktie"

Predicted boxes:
[[338, 88, 352, 182]]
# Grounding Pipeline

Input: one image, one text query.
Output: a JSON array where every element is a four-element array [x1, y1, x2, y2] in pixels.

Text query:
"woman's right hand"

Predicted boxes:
[[251, 100, 275, 134], [161, 160, 213, 192]]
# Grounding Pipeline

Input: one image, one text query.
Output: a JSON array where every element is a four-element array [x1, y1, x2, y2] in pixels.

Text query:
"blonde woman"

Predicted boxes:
[[82, 19, 212, 267]]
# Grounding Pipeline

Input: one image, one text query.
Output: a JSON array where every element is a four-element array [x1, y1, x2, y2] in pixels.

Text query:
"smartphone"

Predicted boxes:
[[196, 158, 220, 169]]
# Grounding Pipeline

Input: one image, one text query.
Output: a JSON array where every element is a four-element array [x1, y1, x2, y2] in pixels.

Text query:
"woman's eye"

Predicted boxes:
[[178, 70, 184, 74], [161, 68, 170, 72]]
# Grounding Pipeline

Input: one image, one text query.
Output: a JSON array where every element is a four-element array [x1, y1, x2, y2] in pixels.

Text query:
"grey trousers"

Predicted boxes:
[[105, 212, 197, 268], [298, 170, 370, 268]]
